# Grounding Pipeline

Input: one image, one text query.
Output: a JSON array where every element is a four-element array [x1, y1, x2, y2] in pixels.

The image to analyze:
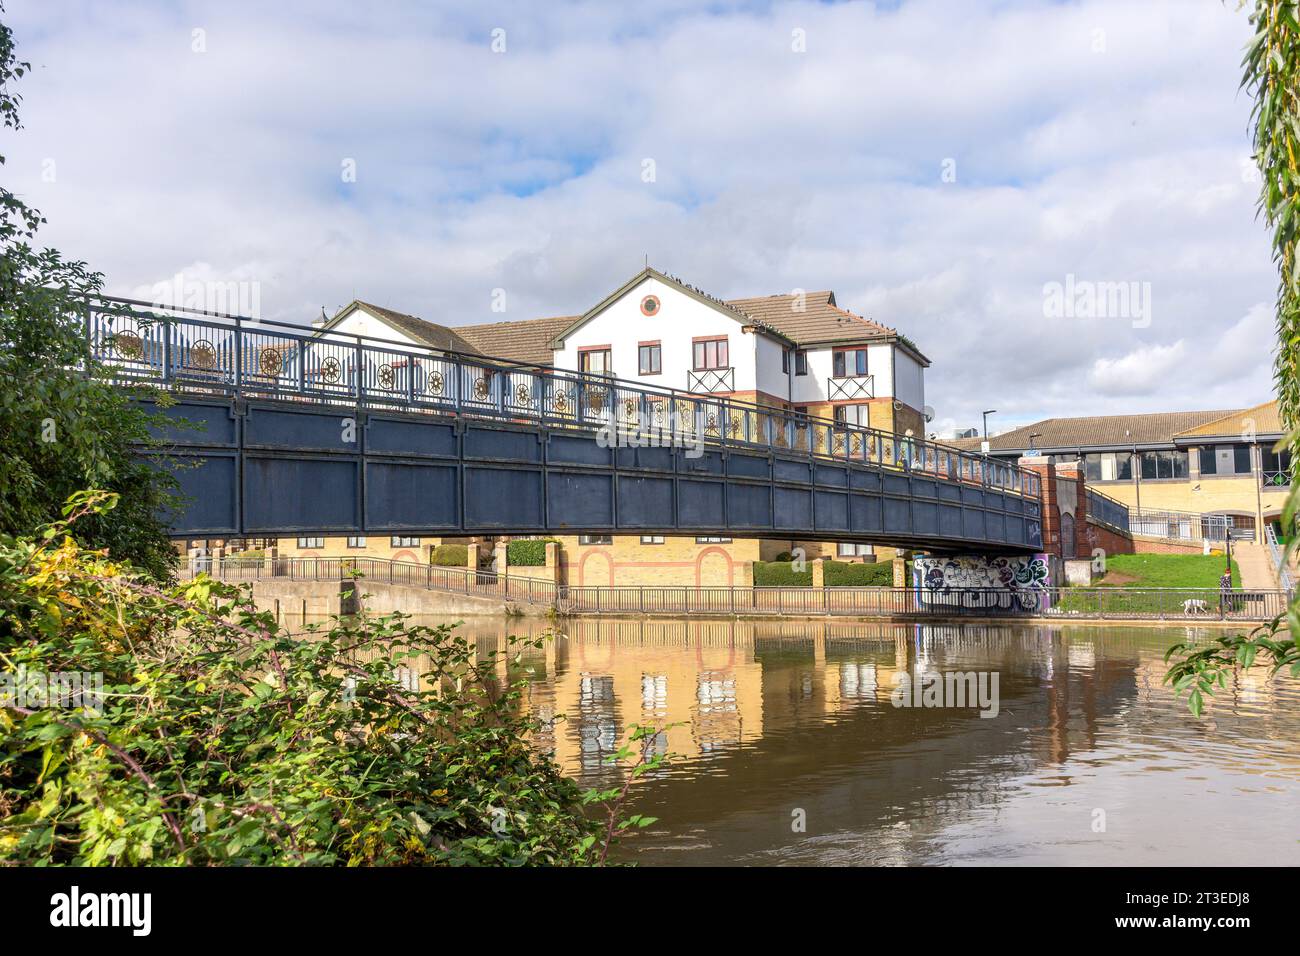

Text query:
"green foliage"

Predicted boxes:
[[1095, 553, 1240, 589], [506, 539, 555, 567], [751, 559, 891, 587], [0, 13, 178, 578], [1165, 3, 1300, 711], [0, 493, 612, 866], [825, 559, 893, 586], [430, 544, 468, 567]]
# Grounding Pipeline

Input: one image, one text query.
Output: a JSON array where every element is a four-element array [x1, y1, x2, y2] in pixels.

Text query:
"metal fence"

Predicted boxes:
[[1085, 487, 1130, 534], [192, 557, 1290, 621], [1265, 522, 1295, 592], [1129, 508, 1230, 544], [87, 295, 1040, 500]]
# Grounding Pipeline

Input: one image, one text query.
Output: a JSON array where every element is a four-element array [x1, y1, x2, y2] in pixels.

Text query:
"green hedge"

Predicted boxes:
[[751, 559, 893, 587], [507, 538, 557, 567], [430, 544, 468, 567]]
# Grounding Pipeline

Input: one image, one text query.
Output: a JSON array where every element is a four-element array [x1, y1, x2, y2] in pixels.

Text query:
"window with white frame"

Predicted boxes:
[[346, 536, 367, 549], [390, 536, 421, 548], [640, 535, 665, 544], [296, 537, 324, 549], [834, 404, 869, 427]]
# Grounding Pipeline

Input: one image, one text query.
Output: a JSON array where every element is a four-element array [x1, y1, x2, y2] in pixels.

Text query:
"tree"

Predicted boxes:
[[1166, 2, 1300, 711], [0, 8, 178, 578]]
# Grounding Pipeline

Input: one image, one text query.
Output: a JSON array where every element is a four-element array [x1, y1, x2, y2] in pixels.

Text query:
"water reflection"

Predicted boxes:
[[339, 614, 1300, 865]]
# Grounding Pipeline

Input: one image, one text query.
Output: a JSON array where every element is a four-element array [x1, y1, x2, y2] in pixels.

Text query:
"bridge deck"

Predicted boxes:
[[90, 297, 1043, 551]]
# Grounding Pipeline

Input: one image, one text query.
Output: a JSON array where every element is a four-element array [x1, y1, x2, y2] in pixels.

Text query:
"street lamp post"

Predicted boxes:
[[982, 409, 996, 441]]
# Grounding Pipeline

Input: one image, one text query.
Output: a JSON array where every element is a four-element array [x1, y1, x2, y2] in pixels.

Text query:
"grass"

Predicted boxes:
[[752, 560, 894, 587], [1091, 553, 1240, 589]]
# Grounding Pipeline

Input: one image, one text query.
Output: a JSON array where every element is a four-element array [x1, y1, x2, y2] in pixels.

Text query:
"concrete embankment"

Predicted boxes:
[[239, 578, 551, 626]]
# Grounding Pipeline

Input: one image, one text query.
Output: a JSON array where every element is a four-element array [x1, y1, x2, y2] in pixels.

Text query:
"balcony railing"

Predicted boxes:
[[686, 366, 734, 393], [1085, 487, 1131, 534], [1262, 469, 1292, 489], [827, 375, 874, 402], [81, 294, 1042, 500]]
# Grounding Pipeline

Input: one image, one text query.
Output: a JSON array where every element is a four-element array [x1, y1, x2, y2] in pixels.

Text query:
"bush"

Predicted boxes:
[[431, 544, 469, 567], [773, 551, 793, 563], [824, 560, 893, 587], [0, 493, 609, 866], [507, 539, 556, 567], [752, 560, 813, 586]]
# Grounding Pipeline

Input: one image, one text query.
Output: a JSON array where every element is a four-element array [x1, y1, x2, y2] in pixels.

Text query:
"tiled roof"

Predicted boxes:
[[724, 291, 903, 350], [351, 301, 482, 354], [1172, 400, 1283, 439], [978, 409, 1239, 452], [457, 315, 575, 367]]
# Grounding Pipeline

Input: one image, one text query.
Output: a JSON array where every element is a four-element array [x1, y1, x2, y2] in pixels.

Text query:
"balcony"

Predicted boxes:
[[827, 374, 874, 402], [687, 367, 735, 393]]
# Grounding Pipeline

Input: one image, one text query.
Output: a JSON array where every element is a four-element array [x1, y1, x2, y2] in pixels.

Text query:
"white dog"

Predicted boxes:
[[1182, 599, 1211, 615]]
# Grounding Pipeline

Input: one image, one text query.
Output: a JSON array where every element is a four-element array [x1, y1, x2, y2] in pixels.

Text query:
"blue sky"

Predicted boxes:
[[3, 0, 1278, 432]]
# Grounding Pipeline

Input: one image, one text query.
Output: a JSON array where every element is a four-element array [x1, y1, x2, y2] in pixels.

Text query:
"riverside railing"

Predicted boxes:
[[191, 557, 1290, 621], [86, 295, 1040, 500]]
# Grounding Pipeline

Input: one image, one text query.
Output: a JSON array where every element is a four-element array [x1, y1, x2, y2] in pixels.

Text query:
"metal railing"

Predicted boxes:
[[86, 295, 1041, 500], [827, 375, 874, 402], [1128, 509, 1230, 544], [685, 367, 735, 394], [189, 556, 1290, 621], [1262, 468, 1292, 489], [1085, 487, 1130, 534]]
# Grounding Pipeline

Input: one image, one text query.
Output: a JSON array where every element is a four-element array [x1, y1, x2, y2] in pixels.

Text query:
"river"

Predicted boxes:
[[371, 615, 1300, 865]]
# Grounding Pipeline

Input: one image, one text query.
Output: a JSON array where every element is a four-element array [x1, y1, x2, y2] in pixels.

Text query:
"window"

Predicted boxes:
[[640, 295, 660, 316], [833, 404, 869, 427], [1202, 444, 1252, 476], [390, 536, 421, 548], [1116, 454, 1134, 481], [638, 342, 661, 375], [1139, 450, 1188, 480], [782, 348, 790, 373], [838, 542, 874, 557], [692, 337, 729, 370], [579, 534, 613, 546], [1262, 446, 1292, 486], [640, 535, 665, 545], [696, 536, 732, 544], [794, 351, 808, 376], [579, 348, 611, 376], [296, 537, 324, 549], [1082, 453, 1105, 481], [832, 348, 868, 378], [346, 536, 367, 549]]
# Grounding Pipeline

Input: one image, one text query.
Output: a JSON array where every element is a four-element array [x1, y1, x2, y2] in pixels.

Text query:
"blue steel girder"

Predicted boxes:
[[144, 397, 1044, 554]]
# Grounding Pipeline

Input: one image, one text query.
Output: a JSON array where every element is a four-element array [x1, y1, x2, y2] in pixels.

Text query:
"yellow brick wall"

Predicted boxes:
[[1090, 476, 1287, 527], [275, 535, 455, 563], [557, 535, 761, 586]]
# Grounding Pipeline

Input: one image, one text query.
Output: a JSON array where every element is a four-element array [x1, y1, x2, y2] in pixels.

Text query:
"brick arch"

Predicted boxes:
[[579, 549, 614, 586], [391, 550, 419, 563], [694, 547, 734, 586]]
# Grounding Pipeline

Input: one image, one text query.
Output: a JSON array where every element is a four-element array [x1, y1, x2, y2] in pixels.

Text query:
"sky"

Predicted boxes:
[[2, 0, 1279, 434]]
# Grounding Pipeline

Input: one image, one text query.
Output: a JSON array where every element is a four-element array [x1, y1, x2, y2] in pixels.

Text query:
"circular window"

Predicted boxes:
[[640, 295, 660, 316]]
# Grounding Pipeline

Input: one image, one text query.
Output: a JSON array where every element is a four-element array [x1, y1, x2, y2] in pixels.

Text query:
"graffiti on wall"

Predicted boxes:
[[912, 554, 1053, 611]]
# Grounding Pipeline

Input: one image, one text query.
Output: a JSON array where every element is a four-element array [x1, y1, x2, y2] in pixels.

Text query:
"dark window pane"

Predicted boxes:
[[833, 352, 845, 377], [1200, 446, 1217, 475], [1234, 444, 1252, 474], [1116, 455, 1133, 480], [856, 350, 868, 375]]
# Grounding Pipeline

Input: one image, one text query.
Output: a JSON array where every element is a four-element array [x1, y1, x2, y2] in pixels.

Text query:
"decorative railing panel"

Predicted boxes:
[[86, 295, 1041, 501], [827, 375, 874, 402]]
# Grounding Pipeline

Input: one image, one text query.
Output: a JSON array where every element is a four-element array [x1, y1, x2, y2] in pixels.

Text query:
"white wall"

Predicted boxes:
[[553, 276, 761, 393], [323, 306, 421, 347], [894, 349, 925, 412]]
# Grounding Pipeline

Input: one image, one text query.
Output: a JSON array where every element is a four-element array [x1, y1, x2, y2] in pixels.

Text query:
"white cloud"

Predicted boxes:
[[1088, 340, 1187, 395], [2, 0, 1279, 428]]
